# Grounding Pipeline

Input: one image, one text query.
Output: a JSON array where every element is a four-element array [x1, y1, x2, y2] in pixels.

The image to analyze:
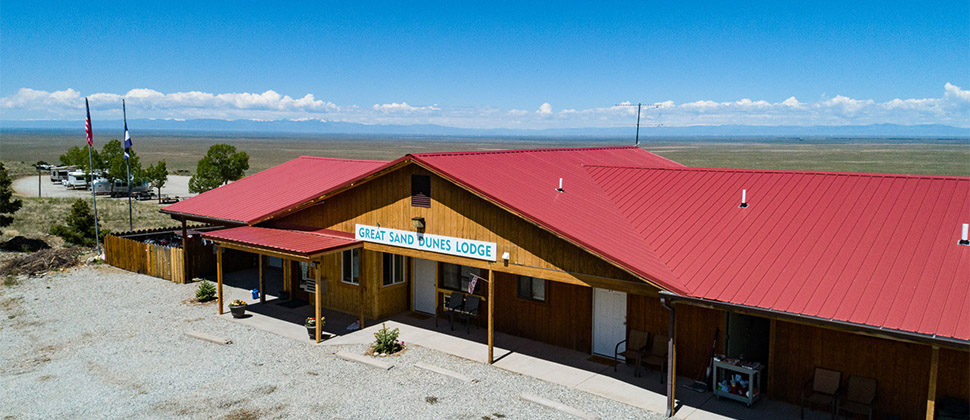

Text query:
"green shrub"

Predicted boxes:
[[372, 323, 402, 354], [50, 198, 107, 247], [196, 280, 216, 302]]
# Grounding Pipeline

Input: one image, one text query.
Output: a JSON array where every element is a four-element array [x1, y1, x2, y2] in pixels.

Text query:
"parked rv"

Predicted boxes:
[[49, 166, 76, 183], [63, 171, 88, 189]]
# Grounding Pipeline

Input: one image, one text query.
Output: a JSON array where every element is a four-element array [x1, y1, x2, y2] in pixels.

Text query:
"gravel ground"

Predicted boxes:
[[12, 175, 194, 199], [0, 264, 663, 420]]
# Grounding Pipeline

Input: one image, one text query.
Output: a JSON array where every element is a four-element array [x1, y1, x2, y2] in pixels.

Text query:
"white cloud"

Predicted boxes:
[[1, 84, 968, 129], [372, 102, 440, 113], [537, 102, 552, 115]]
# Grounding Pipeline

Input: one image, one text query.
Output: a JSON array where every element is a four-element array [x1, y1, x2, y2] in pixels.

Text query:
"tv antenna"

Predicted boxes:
[[614, 102, 665, 146]]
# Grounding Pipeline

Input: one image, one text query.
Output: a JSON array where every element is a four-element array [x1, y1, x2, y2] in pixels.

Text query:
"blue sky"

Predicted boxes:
[[2, 1, 968, 128]]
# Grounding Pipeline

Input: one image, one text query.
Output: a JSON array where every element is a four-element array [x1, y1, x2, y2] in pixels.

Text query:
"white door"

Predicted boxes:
[[592, 288, 628, 357], [413, 258, 437, 314]]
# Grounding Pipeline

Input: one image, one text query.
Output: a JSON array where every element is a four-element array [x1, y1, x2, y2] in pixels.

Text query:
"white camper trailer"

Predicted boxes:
[[49, 166, 75, 183], [63, 171, 88, 189]]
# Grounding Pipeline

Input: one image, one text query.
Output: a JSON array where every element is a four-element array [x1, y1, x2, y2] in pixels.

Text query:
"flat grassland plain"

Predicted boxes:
[[3, 129, 969, 176]]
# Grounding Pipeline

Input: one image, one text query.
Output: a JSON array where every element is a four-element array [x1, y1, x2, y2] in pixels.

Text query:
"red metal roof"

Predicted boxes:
[[162, 156, 388, 224], [202, 226, 360, 257], [585, 166, 970, 341], [410, 146, 688, 293]]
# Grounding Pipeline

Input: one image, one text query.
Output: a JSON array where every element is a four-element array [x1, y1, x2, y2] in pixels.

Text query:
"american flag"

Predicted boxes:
[[85, 98, 93, 147], [468, 273, 480, 294]]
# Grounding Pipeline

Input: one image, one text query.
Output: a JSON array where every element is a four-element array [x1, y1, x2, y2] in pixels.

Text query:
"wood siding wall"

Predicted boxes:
[[770, 320, 969, 420], [272, 165, 642, 286], [287, 249, 409, 320], [938, 347, 970, 405], [627, 295, 725, 380], [493, 271, 593, 352]]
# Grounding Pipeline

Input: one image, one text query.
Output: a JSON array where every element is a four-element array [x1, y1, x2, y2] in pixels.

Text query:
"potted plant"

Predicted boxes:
[[305, 316, 325, 339], [228, 299, 247, 318]]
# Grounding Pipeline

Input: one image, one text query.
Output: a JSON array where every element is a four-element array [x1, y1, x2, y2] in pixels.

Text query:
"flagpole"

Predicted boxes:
[[124, 99, 132, 231], [85, 98, 102, 255]]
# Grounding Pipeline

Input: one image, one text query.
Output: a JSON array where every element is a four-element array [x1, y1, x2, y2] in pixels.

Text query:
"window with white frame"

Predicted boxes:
[[517, 275, 545, 302], [382, 253, 405, 286], [342, 249, 359, 284]]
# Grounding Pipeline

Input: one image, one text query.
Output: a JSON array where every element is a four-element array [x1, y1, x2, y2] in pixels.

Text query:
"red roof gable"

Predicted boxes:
[[162, 156, 388, 225], [585, 166, 970, 341], [202, 226, 360, 257], [410, 146, 689, 293]]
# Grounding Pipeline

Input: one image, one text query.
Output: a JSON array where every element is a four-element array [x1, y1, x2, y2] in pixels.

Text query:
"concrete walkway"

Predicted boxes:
[[214, 274, 824, 419]]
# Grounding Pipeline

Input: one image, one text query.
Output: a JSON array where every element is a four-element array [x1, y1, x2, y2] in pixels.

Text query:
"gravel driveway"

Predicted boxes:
[[12, 175, 194, 199], [0, 264, 661, 420]]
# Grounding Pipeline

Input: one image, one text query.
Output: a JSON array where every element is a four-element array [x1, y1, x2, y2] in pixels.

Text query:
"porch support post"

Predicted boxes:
[[358, 251, 365, 329], [315, 259, 323, 343], [488, 268, 495, 364], [181, 218, 190, 282], [258, 254, 266, 303], [663, 297, 677, 417], [216, 245, 224, 315], [926, 345, 940, 420], [282, 259, 291, 299]]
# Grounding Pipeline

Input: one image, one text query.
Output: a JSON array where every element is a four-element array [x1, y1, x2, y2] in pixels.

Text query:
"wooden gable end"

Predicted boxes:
[[267, 163, 654, 294]]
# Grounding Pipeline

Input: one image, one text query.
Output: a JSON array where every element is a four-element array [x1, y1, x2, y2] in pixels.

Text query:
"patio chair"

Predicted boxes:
[[640, 333, 669, 384], [614, 329, 650, 376], [801, 367, 841, 419], [443, 291, 465, 330], [838, 375, 876, 420], [455, 295, 481, 334]]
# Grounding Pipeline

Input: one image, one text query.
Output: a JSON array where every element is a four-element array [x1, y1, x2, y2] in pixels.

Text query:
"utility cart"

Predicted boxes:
[[712, 356, 763, 407]]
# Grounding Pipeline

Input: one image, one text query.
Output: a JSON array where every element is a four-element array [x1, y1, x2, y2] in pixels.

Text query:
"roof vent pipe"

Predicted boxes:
[[960, 223, 969, 246], [556, 178, 564, 193], [739, 189, 748, 208]]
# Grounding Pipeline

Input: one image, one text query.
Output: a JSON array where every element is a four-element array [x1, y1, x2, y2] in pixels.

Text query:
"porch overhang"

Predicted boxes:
[[202, 226, 362, 262]]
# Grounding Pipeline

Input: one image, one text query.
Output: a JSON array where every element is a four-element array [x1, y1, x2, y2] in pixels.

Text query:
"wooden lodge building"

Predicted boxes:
[[156, 146, 969, 419]]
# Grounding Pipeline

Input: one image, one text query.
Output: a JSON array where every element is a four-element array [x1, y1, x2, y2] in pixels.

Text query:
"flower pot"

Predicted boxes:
[[307, 325, 316, 339], [229, 305, 246, 318]]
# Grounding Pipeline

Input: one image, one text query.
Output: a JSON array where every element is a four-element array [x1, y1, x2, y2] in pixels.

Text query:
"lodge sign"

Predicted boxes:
[[355, 224, 497, 261]]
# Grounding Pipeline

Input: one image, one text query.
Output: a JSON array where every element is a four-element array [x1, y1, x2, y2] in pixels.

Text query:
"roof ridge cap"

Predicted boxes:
[[297, 155, 390, 163], [584, 165, 970, 181], [411, 145, 640, 158]]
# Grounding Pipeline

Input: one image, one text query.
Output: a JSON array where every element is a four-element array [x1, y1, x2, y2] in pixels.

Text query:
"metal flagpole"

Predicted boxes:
[[124, 99, 132, 231], [85, 98, 101, 255]]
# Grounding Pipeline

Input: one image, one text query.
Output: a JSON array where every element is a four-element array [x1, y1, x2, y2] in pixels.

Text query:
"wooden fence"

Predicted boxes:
[[105, 234, 187, 284]]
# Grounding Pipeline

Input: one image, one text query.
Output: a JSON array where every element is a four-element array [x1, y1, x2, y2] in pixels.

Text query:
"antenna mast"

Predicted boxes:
[[615, 102, 665, 146]]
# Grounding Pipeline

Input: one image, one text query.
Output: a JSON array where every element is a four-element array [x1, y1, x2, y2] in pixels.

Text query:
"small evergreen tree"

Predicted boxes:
[[0, 163, 23, 229], [50, 199, 107, 247]]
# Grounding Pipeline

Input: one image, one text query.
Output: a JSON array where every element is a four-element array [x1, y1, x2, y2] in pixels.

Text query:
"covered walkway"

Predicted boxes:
[[212, 271, 824, 420]]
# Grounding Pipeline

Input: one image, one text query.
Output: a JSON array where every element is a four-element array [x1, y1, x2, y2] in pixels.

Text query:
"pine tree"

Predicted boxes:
[[0, 163, 23, 229]]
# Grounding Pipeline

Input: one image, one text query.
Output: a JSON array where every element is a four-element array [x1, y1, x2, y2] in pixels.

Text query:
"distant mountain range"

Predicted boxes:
[[2, 118, 967, 138]]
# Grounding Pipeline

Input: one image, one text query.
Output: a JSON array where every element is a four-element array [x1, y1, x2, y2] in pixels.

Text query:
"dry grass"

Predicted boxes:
[[1, 196, 178, 248]]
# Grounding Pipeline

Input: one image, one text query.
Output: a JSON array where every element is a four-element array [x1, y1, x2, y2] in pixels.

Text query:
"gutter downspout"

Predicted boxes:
[[661, 295, 676, 417]]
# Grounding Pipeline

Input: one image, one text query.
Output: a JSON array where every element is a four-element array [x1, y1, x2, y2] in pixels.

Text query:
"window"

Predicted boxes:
[[342, 249, 359, 284], [382, 253, 405, 286], [517, 275, 545, 302], [411, 175, 431, 207], [441, 263, 481, 294]]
